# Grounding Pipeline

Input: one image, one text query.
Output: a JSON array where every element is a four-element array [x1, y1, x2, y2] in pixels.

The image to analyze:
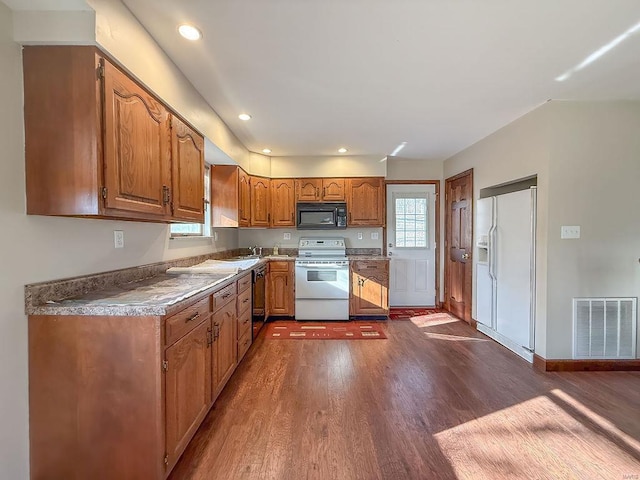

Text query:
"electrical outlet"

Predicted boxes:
[[284, 232, 291, 240], [371, 232, 379, 240], [357, 232, 363, 240], [114, 230, 124, 248], [561, 225, 581, 239]]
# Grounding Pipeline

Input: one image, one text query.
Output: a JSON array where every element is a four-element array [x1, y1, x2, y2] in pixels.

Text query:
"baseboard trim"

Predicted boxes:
[[533, 354, 640, 372]]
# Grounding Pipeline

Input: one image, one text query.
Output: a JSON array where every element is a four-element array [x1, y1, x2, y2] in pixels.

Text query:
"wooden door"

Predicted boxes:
[[250, 176, 271, 227], [238, 169, 251, 227], [322, 178, 345, 201], [212, 301, 237, 398], [444, 169, 473, 322], [165, 320, 212, 470], [296, 178, 322, 202], [171, 116, 204, 222], [102, 59, 171, 217], [271, 179, 295, 227], [347, 178, 384, 226], [268, 263, 294, 316]]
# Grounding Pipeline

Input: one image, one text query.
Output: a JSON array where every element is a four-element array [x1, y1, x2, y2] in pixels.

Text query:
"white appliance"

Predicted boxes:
[[295, 237, 349, 320], [476, 187, 537, 362]]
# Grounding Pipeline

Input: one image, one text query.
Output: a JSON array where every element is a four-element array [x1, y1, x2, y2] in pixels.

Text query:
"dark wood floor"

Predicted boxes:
[[169, 317, 640, 480]]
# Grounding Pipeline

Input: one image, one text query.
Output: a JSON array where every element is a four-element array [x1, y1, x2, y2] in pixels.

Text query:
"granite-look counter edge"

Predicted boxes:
[[25, 249, 247, 316]]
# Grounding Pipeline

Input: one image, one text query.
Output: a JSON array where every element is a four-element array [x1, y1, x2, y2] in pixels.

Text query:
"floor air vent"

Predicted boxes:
[[573, 298, 637, 359]]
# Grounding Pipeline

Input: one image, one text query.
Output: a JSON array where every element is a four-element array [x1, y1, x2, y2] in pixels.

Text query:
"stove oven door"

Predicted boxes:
[[295, 261, 349, 300]]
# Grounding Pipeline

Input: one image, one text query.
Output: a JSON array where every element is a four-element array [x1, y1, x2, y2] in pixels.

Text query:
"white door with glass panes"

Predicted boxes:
[[386, 184, 436, 306]]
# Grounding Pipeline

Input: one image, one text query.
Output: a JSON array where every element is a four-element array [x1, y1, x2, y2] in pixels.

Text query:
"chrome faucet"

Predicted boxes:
[[251, 246, 263, 257]]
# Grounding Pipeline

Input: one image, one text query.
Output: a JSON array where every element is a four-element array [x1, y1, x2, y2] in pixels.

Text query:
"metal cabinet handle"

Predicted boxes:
[[185, 312, 200, 323], [222, 292, 231, 299], [462, 253, 470, 260], [207, 327, 213, 346], [213, 322, 220, 340]]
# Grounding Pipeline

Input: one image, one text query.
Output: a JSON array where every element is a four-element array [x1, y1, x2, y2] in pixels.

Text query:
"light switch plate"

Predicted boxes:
[[283, 232, 291, 240], [561, 225, 580, 239], [114, 230, 124, 248], [357, 232, 363, 240], [371, 232, 379, 240]]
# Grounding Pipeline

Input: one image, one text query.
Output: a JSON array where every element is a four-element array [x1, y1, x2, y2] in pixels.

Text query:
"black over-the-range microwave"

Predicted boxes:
[[296, 202, 347, 230]]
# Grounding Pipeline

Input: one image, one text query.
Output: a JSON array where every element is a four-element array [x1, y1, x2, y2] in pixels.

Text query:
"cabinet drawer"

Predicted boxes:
[[213, 282, 237, 311], [352, 260, 389, 273], [238, 330, 252, 362], [269, 261, 290, 272], [237, 287, 252, 315], [237, 307, 251, 340], [237, 273, 252, 293], [165, 296, 210, 346]]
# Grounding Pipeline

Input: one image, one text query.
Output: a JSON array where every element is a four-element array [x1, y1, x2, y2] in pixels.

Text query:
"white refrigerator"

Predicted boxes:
[[476, 187, 537, 362]]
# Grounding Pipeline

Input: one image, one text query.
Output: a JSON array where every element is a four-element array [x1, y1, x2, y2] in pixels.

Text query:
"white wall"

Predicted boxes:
[[444, 103, 551, 357], [270, 155, 386, 178], [444, 100, 640, 360], [386, 157, 443, 181], [545, 101, 640, 358], [0, 3, 237, 478]]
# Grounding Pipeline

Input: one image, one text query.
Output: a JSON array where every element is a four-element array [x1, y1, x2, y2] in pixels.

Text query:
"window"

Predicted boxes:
[[170, 166, 211, 237], [394, 196, 428, 248]]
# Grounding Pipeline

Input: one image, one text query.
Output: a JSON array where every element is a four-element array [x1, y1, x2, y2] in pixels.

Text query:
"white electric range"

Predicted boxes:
[[295, 237, 349, 320]]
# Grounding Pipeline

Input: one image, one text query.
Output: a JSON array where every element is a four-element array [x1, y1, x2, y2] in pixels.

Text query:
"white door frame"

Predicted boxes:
[[385, 180, 441, 308]]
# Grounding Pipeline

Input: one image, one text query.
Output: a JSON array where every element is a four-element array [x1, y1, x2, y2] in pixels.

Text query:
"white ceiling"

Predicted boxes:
[[9, 0, 640, 160]]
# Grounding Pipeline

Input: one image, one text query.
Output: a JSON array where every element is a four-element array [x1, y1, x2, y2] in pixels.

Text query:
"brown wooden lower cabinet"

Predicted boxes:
[[165, 318, 212, 471], [212, 298, 237, 399], [267, 261, 294, 317], [28, 276, 251, 479], [350, 259, 390, 316]]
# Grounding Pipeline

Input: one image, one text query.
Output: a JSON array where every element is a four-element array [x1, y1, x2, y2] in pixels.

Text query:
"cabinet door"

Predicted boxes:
[[103, 59, 171, 217], [322, 178, 345, 201], [212, 301, 237, 398], [295, 178, 322, 202], [350, 262, 389, 315], [268, 264, 294, 316], [250, 176, 271, 227], [270, 179, 295, 227], [347, 178, 384, 226], [211, 165, 240, 227], [171, 116, 204, 222], [165, 319, 212, 469], [238, 169, 251, 227]]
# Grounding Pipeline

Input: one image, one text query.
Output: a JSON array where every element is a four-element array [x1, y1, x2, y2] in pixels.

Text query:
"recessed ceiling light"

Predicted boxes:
[[262, 148, 272, 154], [238, 113, 252, 121], [338, 147, 348, 153], [178, 24, 202, 41]]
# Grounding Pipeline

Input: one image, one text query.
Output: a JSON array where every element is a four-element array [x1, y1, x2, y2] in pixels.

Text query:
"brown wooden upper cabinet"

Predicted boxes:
[[270, 179, 296, 227], [295, 178, 345, 202], [238, 170, 251, 227], [170, 116, 205, 222], [347, 177, 384, 226], [23, 46, 204, 223], [211, 167, 271, 228], [250, 176, 271, 227]]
